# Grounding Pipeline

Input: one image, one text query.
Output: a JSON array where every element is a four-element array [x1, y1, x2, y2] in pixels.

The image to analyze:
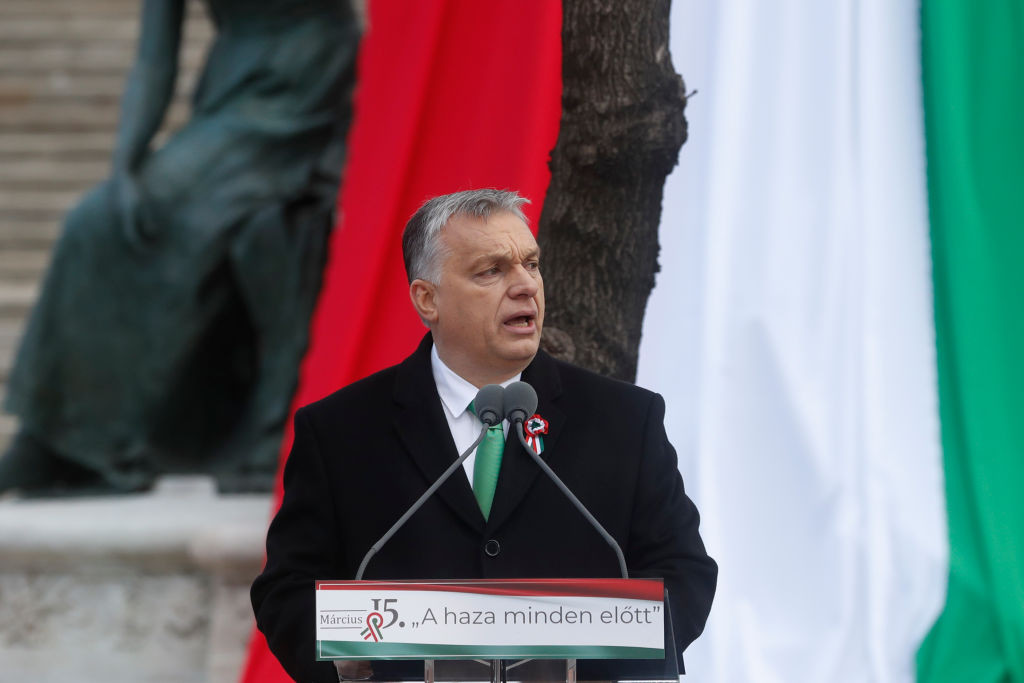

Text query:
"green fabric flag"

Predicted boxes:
[[918, 2, 1024, 681]]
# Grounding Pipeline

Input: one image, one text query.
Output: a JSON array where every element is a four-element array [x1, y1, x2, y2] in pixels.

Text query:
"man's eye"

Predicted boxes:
[[526, 261, 540, 271], [480, 266, 500, 276]]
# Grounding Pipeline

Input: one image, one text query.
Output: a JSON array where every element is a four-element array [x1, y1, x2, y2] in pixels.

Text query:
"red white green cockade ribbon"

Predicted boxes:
[[523, 414, 548, 454]]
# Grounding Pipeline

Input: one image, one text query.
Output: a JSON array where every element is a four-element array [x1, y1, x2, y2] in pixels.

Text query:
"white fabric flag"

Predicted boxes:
[[637, 1, 948, 681]]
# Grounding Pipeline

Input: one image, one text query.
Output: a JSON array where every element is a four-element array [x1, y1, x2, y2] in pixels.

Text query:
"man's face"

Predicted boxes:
[[411, 211, 545, 387]]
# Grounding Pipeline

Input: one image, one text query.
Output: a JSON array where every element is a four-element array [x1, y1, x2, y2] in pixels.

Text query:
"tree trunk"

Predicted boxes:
[[538, 0, 687, 382]]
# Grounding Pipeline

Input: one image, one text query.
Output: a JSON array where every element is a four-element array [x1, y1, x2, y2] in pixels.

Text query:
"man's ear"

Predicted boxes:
[[409, 279, 439, 325]]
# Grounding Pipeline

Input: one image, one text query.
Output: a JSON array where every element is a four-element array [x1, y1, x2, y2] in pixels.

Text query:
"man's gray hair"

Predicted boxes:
[[402, 189, 531, 284]]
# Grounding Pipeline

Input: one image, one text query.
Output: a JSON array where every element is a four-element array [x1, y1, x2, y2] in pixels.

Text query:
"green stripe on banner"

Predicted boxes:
[[917, 2, 1024, 682], [317, 641, 662, 661]]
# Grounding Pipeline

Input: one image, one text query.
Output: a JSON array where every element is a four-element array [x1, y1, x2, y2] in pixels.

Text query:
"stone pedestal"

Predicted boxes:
[[0, 477, 270, 683]]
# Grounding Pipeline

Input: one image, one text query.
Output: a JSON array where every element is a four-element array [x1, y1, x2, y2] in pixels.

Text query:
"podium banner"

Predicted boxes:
[[315, 578, 665, 661]]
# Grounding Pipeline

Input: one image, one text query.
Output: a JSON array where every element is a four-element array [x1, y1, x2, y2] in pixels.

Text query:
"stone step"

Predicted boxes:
[[0, 250, 51, 283], [0, 413, 15, 447], [0, 220, 61, 250], [0, 0, 211, 17], [0, 158, 109, 186], [0, 71, 200, 104], [0, 16, 213, 45], [0, 317, 25, 348], [0, 0, 138, 14], [0, 208, 68, 224], [0, 102, 122, 130], [0, 101, 190, 132], [0, 180, 101, 193], [0, 283, 38, 319], [0, 17, 140, 44], [0, 319, 24, 346], [0, 318, 25, 384], [0, 344, 14, 385], [0, 74, 128, 103], [0, 188, 81, 216], [0, 293, 31, 409], [0, 13, 211, 35], [0, 44, 205, 74], [0, 132, 115, 158]]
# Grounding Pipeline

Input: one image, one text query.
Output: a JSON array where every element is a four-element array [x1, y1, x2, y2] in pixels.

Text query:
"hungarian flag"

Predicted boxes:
[[637, 2, 1024, 682], [239, 2, 562, 681]]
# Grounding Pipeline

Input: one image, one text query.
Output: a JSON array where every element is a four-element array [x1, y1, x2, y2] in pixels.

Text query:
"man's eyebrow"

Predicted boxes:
[[468, 245, 541, 269], [469, 250, 506, 266]]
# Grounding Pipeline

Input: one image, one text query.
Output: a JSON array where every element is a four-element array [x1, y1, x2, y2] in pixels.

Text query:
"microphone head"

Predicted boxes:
[[504, 381, 538, 424], [474, 384, 505, 426]]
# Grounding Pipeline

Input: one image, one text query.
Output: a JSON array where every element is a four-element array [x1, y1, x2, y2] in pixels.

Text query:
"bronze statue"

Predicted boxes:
[[0, 0, 360, 494]]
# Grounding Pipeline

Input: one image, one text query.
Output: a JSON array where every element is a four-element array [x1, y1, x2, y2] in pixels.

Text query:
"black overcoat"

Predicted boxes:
[[252, 335, 717, 681]]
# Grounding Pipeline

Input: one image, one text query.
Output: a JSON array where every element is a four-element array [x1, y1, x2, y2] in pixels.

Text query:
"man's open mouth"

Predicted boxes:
[[505, 315, 534, 328]]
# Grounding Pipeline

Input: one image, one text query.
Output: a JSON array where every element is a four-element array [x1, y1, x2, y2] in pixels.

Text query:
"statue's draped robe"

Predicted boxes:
[[5, 0, 359, 491]]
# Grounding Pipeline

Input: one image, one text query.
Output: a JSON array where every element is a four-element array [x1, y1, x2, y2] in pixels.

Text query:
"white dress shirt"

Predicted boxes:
[[430, 345, 519, 490]]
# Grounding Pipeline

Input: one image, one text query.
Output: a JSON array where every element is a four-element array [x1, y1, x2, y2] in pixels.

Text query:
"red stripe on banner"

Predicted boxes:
[[315, 579, 664, 602], [240, 1, 561, 681]]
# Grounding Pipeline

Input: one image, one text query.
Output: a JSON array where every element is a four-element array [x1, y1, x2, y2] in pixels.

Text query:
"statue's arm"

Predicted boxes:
[[112, 0, 185, 174]]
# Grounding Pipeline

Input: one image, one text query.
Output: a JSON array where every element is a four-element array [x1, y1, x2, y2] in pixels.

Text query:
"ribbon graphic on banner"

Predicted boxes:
[[361, 612, 384, 642]]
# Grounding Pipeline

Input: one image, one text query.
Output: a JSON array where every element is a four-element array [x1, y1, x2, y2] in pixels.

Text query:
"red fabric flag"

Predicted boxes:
[[239, 1, 561, 679]]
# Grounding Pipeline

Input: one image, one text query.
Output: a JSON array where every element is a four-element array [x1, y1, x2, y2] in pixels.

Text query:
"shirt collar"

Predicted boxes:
[[431, 344, 521, 419]]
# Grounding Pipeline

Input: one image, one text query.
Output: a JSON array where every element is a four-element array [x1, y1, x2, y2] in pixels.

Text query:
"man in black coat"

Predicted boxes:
[[251, 189, 717, 681]]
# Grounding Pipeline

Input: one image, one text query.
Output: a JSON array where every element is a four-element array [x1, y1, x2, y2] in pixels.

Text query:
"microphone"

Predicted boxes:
[[473, 383, 505, 427], [505, 381, 629, 579], [503, 381, 537, 425], [355, 384, 505, 580]]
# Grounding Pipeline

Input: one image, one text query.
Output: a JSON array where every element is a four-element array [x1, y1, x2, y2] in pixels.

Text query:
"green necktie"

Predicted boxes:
[[469, 401, 505, 520]]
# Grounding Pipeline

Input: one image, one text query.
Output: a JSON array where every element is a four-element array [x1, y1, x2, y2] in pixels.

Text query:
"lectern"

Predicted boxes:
[[315, 577, 680, 682]]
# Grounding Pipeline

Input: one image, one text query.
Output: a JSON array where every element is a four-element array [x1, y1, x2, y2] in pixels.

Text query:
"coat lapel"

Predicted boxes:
[[485, 350, 565, 532], [393, 335, 485, 534]]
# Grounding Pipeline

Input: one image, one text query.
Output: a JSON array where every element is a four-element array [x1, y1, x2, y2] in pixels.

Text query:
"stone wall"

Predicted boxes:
[[0, 477, 269, 683]]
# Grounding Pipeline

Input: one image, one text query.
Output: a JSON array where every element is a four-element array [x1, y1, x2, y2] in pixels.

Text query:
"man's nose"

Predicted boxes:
[[507, 264, 539, 297]]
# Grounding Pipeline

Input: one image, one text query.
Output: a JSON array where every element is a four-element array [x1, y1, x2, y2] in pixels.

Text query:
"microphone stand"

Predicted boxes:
[[355, 424, 489, 580], [513, 423, 629, 579]]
